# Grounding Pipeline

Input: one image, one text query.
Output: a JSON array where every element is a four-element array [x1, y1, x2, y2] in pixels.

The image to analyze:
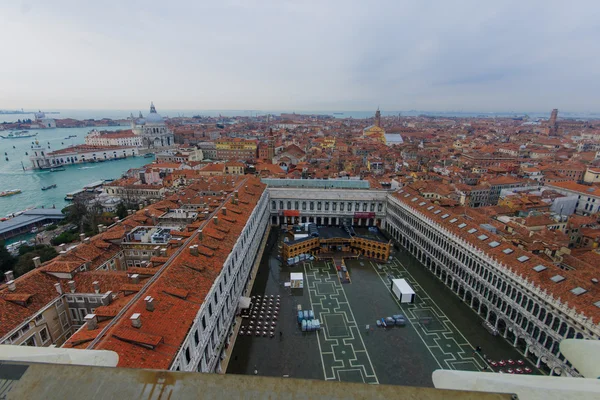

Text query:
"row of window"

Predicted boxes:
[[389, 218, 584, 365], [272, 200, 383, 213], [69, 306, 97, 322], [65, 295, 100, 303], [386, 199, 591, 364], [176, 194, 269, 372]]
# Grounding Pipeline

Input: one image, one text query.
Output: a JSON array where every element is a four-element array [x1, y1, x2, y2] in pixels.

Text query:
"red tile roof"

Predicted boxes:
[[391, 189, 600, 321], [89, 177, 267, 369]]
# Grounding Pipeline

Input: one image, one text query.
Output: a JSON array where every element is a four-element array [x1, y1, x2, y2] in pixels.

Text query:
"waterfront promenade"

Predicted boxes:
[[0, 126, 148, 217]]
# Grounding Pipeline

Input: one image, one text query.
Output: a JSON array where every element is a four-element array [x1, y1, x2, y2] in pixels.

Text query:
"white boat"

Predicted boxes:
[[0, 131, 37, 139]]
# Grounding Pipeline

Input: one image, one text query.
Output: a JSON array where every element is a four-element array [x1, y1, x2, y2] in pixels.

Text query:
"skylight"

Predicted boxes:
[[434, 210, 441, 214], [533, 265, 547, 272], [398, 190, 404, 193], [517, 255, 529, 262], [404, 193, 410, 198], [503, 248, 514, 254], [478, 234, 489, 240], [468, 228, 477, 234], [550, 275, 565, 283], [458, 223, 467, 228], [594, 301, 600, 309], [441, 214, 449, 219], [411, 197, 418, 202], [419, 202, 426, 206], [489, 241, 500, 248], [571, 287, 587, 295], [427, 206, 434, 210], [450, 218, 458, 223]]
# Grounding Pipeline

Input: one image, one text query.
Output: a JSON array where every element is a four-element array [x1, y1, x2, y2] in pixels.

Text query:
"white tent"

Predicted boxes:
[[290, 272, 304, 289]]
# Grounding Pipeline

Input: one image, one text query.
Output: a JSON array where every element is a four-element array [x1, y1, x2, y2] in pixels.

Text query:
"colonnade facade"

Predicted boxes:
[[268, 188, 388, 227], [383, 195, 599, 377]]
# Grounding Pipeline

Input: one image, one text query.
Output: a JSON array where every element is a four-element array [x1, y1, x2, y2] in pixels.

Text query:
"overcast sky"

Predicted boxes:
[[1, 0, 599, 112]]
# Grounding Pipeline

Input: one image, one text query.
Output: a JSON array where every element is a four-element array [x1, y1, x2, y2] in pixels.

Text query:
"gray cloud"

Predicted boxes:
[[0, 0, 599, 112]]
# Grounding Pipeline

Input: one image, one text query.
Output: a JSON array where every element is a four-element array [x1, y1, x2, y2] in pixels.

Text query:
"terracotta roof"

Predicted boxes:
[[0, 270, 61, 338], [548, 181, 600, 196], [392, 189, 600, 321], [91, 177, 267, 369]]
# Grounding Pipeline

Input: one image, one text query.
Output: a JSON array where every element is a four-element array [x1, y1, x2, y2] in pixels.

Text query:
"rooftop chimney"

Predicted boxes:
[[92, 281, 100, 294], [83, 237, 90, 244], [130, 274, 140, 284], [79, 233, 86, 242], [160, 247, 167, 257], [101, 291, 113, 306], [97, 224, 105, 233], [6, 280, 15, 292], [84, 314, 98, 330], [68, 280, 76, 293], [198, 229, 203, 240], [4, 270, 14, 282], [221, 207, 227, 216], [213, 216, 218, 225], [138, 203, 143, 210], [235, 190, 239, 198], [54, 282, 63, 295], [130, 313, 142, 328], [32, 256, 41, 269], [59, 243, 66, 252], [189, 245, 198, 256], [128, 209, 133, 215], [145, 296, 155, 312]]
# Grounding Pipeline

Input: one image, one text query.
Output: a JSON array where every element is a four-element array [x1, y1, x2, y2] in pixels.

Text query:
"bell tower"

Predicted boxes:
[[375, 108, 381, 128]]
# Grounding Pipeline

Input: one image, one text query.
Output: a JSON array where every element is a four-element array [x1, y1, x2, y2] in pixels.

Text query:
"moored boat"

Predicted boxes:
[[0, 189, 22, 197], [1, 131, 38, 139], [41, 184, 57, 191]]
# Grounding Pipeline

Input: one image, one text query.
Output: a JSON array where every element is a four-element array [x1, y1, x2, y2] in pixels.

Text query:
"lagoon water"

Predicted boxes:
[[0, 126, 150, 217]]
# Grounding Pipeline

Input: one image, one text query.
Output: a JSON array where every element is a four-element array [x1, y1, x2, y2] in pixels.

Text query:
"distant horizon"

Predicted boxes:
[[2, 107, 598, 116]]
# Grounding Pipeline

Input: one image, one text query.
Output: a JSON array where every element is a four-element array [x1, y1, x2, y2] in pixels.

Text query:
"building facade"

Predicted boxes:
[[130, 103, 174, 149], [2, 180, 598, 378], [29, 141, 139, 170], [215, 138, 257, 161], [382, 190, 599, 377], [268, 187, 388, 227], [85, 130, 143, 147]]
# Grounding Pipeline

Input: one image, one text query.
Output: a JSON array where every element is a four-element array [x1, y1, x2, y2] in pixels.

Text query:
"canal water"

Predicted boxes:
[[0, 126, 150, 217]]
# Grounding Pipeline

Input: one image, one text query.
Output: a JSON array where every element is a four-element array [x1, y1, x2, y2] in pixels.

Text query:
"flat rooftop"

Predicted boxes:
[[0, 362, 510, 399], [262, 178, 371, 189]]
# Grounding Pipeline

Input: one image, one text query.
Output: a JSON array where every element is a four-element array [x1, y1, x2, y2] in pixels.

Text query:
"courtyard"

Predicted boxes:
[[227, 229, 537, 386]]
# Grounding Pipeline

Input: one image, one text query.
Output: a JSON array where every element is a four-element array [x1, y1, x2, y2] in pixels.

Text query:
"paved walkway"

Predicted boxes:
[[227, 232, 533, 386], [303, 260, 378, 384], [367, 258, 486, 372]]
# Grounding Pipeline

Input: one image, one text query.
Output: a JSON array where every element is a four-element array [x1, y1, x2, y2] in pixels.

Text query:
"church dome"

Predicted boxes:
[[145, 112, 163, 124], [145, 102, 164, 124]]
